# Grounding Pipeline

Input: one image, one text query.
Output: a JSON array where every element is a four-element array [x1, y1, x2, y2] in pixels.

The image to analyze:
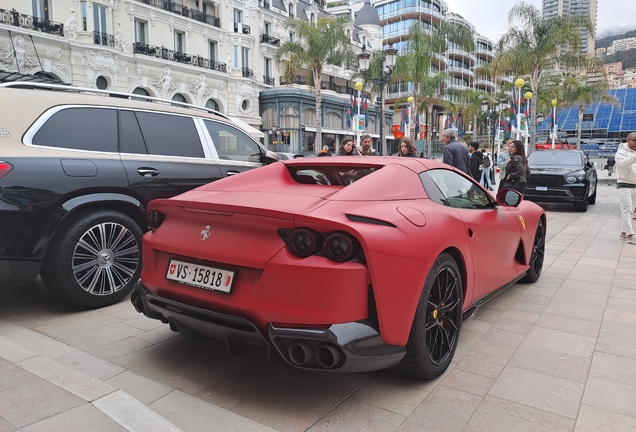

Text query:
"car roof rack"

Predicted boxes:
[[0, 81, 230, 121]]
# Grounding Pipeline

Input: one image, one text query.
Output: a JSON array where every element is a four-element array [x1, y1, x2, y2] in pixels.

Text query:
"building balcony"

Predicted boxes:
[[0, 8, 64, 36], [475, 48, 494, 59], [263, 75, 275, 85], [234, 23, 251, 35], [242, 67, 254, 78], [446, 48, 475, 64], [380, 6, 443, 26], [93, 31, 115, 47], [475, 79, 496, 89], [134, 0, 220, 28], [446, 82, 470, 92], [133, 42, 227, 73], [446, 65, 474, 77], [280, 76, 308, 85], [260, 33, 280, 46]]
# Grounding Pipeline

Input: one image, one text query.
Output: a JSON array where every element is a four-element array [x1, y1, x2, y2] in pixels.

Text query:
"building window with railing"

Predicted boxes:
[[175, 31, 184, 53], [234, 8, 242, 29], [134, 20, 147, 45], [32, 0, 49, 20], [289, 3, 294, 17], [209, 41, 217, 62], [92, 4, 113, 47]]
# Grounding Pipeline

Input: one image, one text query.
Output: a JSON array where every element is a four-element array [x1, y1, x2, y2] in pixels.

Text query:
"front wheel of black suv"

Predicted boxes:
[[41, 210, 143, 309], [573, 196, 589, 212], [588, 182, 597, 205]]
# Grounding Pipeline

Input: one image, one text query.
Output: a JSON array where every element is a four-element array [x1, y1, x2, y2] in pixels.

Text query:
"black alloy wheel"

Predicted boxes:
[[398, 252, 463, 379], [41, 210, 143, 309], [521, 219, 545, 283]]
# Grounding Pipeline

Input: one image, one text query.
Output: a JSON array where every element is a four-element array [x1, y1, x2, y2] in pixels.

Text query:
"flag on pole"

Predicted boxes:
[[363, 98, 369, 127], [510, 92, 517, 128], [400, 108, 406, 133], [457, 113, 464, 139], [346, 104, 351, 129]]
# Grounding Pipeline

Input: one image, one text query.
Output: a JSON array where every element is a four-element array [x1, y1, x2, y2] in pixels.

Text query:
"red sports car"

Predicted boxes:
[[132, 157, 546, 379]]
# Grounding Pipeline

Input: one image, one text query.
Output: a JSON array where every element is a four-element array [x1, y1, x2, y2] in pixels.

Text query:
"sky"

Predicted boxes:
[[444, 0, 632, 43]]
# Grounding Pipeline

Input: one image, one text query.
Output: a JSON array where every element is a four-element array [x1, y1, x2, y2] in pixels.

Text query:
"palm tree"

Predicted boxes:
[[492, 1, 603, 152], [391, 21, 475, 156], [274, 16, 356, 150], [559, 75, 619, 146]]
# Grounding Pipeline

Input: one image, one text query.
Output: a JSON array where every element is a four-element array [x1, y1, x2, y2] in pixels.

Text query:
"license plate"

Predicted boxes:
[[536, 186, 548, 191], [166, 259, 235, 293]]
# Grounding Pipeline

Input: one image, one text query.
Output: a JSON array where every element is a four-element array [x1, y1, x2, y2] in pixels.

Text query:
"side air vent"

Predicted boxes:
[[346, 214, 396, 228]]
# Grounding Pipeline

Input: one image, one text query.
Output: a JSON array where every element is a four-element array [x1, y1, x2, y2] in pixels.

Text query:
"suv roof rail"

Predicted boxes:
[[0, 82, 231, 121]]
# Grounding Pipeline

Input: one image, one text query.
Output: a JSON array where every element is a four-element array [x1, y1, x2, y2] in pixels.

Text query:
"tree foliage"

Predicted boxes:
[[492, 1, 603, 151], [274, 16, 356, 150]]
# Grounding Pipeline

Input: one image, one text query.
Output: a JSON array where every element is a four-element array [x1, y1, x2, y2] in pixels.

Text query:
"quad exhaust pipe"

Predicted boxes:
[[287, 342, 343, 369], [288, 342, 313, 366]]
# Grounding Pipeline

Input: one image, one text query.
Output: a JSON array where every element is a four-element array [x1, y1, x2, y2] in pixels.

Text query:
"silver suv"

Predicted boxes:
[[0, 82, 277, 308]]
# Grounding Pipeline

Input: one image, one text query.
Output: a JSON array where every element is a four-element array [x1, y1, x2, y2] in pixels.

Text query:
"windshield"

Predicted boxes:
[[528, 151, 582, 167]]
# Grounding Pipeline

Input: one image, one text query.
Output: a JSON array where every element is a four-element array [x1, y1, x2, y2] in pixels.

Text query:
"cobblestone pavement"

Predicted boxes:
[[0, 184, 634, 432]]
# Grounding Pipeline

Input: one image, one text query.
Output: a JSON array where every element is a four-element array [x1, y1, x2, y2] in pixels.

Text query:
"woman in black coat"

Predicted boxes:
[[499, 140, 530, 194]]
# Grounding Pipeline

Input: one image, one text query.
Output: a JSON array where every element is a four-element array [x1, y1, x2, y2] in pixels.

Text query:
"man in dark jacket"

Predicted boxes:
[[442, 129, 469, 173], [468, 142, 483, 181]]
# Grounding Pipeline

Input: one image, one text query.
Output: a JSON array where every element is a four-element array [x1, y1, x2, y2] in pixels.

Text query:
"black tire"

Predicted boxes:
[[588, 182, 597, 205], [398, 252, 463, 379], [41, 210, 143, 309], [573, 197, 588, 212], [521, 219, 545, 283]]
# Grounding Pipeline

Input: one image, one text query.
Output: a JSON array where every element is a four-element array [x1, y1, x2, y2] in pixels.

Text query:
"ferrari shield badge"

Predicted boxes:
[[0, 128, 10, 138], [200, 225, 211, 243], [518, 215, 526, 230]]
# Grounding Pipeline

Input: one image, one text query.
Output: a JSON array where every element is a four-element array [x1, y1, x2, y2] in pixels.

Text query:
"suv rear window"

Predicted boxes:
[[32, 107, 118, 152]]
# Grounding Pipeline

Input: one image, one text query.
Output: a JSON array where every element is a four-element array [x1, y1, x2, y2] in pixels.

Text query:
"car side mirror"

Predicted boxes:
[[262, 150, 280, 164], [496, 189, 523, 207]]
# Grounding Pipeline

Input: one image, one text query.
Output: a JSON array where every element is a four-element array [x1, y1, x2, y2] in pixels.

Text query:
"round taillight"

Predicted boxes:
[[324, 232, 359, 262], [288, 228, 321, 258], [147, 210, 163, 232]]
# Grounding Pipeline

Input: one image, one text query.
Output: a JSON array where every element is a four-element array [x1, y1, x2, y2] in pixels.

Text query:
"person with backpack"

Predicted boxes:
[[481, 150, 494, 191]]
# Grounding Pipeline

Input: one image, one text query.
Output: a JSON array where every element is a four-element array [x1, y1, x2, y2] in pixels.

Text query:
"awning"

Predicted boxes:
[[231, 117, 264, 139]]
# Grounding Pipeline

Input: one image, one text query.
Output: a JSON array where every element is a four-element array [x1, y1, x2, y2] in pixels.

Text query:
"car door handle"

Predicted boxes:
[[137, 168, 160, 177], [226, 170, 240, 176]]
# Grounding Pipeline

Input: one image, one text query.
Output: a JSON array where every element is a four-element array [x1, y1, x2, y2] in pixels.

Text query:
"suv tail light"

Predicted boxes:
[[0, 161, 13, 180]]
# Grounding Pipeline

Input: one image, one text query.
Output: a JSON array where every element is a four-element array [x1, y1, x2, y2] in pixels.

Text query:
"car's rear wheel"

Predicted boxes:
[[588, 182, 597, 205], [41, 210, 143, 309], [398, 252, 463, 379], [521, 219, 545, 283]]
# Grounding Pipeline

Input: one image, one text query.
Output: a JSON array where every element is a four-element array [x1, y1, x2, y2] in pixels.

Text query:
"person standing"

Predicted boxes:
[[398, 138, 418, 157], [606, 155, 616, 176], [499, 140, 530, 194], [481, 151, 494, 191], [317, 145, 332, 157], [497, 139, 513, 182], [615, 132, 636, 244], [468, 142, 483, 181], [336, 138, 361, 156], [359, 135, 378, 156], [442, 128, 469, 173]]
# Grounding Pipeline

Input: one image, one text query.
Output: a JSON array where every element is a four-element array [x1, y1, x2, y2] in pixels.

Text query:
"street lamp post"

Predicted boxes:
[[551, 99, 558, 149], [524, 91, 533, 155], [358, 44, 398, 156], [355, 81, 363, 148], [514, 78, 525, 141], [269, 123, 280, 152]]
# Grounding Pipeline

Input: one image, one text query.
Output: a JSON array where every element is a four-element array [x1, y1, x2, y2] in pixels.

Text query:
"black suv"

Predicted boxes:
[[524, 150, 597, 212], [0, 83, 277, 308]]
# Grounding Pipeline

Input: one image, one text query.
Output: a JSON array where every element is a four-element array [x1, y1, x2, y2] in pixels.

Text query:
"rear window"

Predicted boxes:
[[32, 107, 118, 152], [287, 165, 381, 186]]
